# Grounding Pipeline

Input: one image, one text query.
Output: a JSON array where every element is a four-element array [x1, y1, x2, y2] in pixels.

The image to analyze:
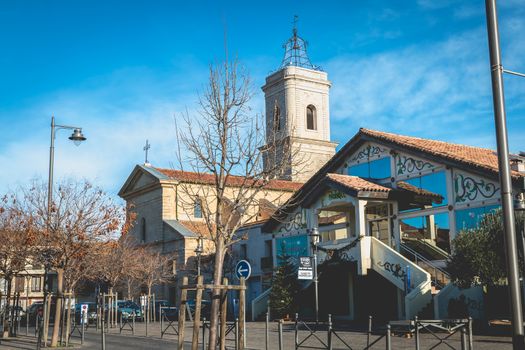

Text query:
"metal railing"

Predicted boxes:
[[400, 243, 451, 289]]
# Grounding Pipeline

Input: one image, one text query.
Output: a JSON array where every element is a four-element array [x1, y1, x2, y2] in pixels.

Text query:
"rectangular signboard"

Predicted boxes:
[[298, 256, 313, 280]]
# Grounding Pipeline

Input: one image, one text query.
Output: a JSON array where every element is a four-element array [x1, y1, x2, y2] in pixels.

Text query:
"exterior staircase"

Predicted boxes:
[[251, 287, 271, 321], [399, 242, 451, 292], [324, 236, 432, 320]]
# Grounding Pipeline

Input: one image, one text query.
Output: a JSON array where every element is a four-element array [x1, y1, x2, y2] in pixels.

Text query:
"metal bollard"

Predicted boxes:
[[101, 308, 106, 350], [278, 319, 284, 350], [132, 313, 135, 335], [386, 324, 391, 350], [160, 309, 163, 338], [265, 312, 269, 350], [327, 314, 333, 350], [468, 317, 473, 350], [235, 318, 239, 350], [367, 315, 372, 348], [202, 317, 206, 350], [81, 320, 85, 345], [119, 313, 122, 334], [460, 326, 467, 350], [414, 316, 420, 350], [294, 313, 299, 348]]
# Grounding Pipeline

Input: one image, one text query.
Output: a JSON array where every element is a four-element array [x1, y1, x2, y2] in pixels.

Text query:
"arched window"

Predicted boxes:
[[141, 217, 146, 242], [306, 105, 317, 130], [274, 105, 281, 131]]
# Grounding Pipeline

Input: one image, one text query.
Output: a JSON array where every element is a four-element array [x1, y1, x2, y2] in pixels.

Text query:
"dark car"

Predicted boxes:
[[0, 305, 25, 322], [27, 301, 56, 323], [117, 300, 143, 321], [74, 302, 98, 324]]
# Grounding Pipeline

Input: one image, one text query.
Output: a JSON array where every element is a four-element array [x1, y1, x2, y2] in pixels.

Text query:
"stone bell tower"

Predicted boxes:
[[261, 22, 337, 183]]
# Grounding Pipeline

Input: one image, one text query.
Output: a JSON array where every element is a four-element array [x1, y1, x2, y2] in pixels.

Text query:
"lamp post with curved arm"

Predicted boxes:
[[42, 116, 86, 348]]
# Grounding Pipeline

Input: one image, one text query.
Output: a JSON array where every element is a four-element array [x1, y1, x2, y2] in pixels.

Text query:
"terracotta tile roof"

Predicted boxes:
[[154, 168, 303, 192], [360, 128, 523, 179], [325, 173, 392, 192], [325, 174, 444, 204]]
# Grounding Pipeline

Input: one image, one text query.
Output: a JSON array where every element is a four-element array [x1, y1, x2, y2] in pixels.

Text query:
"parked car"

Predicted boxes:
[[0, 305, 25, 323], [27, 301, 56, 323], [74, 302, 98, 324], [117, 300, 143, 321]]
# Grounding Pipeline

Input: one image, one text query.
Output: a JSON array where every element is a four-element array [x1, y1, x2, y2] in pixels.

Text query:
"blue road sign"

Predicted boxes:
[[235, 260, 251, 280]]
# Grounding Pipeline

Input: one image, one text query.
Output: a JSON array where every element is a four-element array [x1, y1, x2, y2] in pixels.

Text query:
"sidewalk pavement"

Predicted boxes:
[[0, 321, 515, 349]]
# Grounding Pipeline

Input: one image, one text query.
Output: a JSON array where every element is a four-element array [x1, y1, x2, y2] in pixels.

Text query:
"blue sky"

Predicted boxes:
[[1, 0, 524, 199]]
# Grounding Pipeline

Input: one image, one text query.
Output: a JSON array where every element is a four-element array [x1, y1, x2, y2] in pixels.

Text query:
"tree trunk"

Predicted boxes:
[[50, 268, 64, 347], [208, 240, 225, 350], [65, 290, 73, 346], [127, 279, 132, 300], [2, 278, 12, 338]]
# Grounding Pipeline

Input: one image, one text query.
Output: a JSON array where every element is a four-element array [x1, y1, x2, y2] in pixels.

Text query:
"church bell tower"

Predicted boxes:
[[262, 22, 337, 183]]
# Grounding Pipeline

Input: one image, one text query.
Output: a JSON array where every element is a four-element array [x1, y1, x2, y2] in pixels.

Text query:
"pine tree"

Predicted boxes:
[[269, 256, 299, 319]]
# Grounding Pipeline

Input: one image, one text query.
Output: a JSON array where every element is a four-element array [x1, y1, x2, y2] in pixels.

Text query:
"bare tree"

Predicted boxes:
[[22, 179, 123, 347], [176, 59, 302, 349], [0, 194, 36, 338], [136, 247, 169, 327], [94, 234, 141, 298]]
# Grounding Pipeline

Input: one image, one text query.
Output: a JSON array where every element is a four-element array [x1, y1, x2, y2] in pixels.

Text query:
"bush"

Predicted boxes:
[[448, 209, 524, 289]]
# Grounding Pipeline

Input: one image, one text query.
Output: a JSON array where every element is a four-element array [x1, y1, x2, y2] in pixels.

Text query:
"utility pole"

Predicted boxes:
[[484, 1, 524, 348]]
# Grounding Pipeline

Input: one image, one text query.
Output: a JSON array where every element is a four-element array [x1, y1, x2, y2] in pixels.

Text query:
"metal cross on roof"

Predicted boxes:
[[143, 139, 151, 165]]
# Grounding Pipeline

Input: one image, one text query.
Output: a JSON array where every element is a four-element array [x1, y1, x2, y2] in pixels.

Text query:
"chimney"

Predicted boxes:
[[511, 153, 525, 173]]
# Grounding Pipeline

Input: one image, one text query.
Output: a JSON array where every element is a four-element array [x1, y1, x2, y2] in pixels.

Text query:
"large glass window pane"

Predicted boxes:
[[455, 205, 500, 232], [348, 157, 391, 179], [369, 157, 391, 179], [275, 234, 309, 266], [400, 212, 450, 252], [348, 162, 369, 177], [405, 171, 448, 207]]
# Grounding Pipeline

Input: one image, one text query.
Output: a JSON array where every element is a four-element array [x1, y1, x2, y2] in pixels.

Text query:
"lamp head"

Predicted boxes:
[[69, 128, 86, 146], [310, 227, 320, 246], [194, 236, 204, 254]]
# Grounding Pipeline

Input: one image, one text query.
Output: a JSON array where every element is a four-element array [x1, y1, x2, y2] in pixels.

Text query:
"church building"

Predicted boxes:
[[117, 26, 332, 303]]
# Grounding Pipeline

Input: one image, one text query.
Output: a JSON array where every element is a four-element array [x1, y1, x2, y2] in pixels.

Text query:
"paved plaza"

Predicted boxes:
[[0, 321, 515, 349]]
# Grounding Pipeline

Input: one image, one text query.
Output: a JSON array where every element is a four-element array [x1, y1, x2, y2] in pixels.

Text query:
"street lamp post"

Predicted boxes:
[[309, 227, 320, 324], [194, 236, 204, 277], [485, 1, 525, 349], [515, 179, 525, 309], [47, 116, 87, 214], [43, 116, 86, 347]]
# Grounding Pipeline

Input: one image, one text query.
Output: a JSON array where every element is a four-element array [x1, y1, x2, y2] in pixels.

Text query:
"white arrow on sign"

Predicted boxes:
[[235, 260, 251, 280]]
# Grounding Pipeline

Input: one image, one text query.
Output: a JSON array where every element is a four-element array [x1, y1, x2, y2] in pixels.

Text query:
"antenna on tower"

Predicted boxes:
[[279, 15, 320, 71]]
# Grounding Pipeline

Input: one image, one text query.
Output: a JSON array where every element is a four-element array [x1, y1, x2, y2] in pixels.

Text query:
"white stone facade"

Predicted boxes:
[[262, 66, 337, 182]]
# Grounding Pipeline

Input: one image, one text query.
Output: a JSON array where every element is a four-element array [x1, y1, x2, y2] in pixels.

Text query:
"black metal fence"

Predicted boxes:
[[275, 314, 475, 350]]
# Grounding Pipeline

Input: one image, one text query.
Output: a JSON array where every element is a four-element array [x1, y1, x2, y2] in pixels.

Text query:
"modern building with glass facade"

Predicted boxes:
[[238, 127, 525, 322]]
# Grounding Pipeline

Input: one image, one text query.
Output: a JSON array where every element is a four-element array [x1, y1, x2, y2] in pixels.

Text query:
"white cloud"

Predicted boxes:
[[324, 25, 525, 152], [0, 66, 204, 198]]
